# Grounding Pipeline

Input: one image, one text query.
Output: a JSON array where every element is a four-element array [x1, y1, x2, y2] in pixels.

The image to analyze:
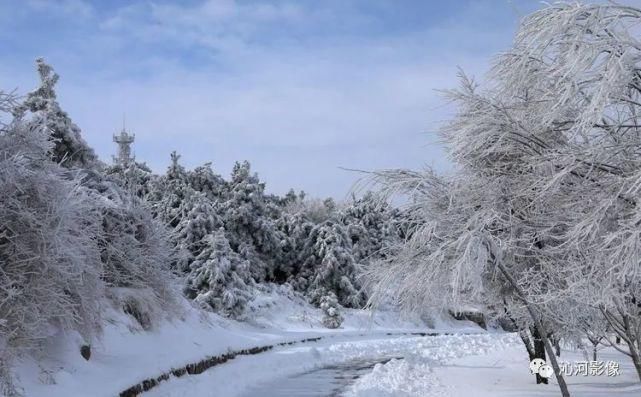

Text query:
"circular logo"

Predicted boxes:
[[529, 358, 546, 374], [538, 364, 554, 378]]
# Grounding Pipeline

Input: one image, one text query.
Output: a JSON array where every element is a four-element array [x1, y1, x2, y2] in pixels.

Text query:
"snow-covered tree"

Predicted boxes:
[[492, 3, 641, 383], [219, 160, 283, 281], [284, 196, 339, 225], [97, 196, 175, 299], [274, 211, 314, 283], [13, 59, 97, 168], [0, 99, 104, 395], [186, 162, 226, 200], [301, 221, 365, 308], [146, 151, 195, 227], [0, 66, 180, 395], [341, 192, 398, 263], [362, 3, 641, 394], [184, 229, 253, 318], [172, 193, 223, 271], [105, 161, 154, 199], [320, 293, 343, 329]]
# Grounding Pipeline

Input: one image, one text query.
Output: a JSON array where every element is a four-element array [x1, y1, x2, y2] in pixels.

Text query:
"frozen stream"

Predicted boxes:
[[237, 355, 402, 397]]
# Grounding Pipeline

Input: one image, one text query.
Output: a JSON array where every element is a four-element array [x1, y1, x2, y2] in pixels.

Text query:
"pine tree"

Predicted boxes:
[[105, 161, 154, 199], [220, 161, 283, 281], [184, 230, 254, 318], [301, 221, 365, 308], [187, 162, 226, 200], [173, 193, 223, 271], [146, 151, 195, 227], [275, 212, 314, 283], [341, 191, 398, 263], [14, 59, 97, 168]]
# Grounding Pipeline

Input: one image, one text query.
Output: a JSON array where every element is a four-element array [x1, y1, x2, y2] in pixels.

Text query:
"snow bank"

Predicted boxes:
[[345, 359, 443, 397], [347, 333, 641, 397], [345, 334, 519, 397]]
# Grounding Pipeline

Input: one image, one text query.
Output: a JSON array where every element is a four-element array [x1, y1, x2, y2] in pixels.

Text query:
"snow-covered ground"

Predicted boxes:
[[13, 285, 461, 397], [347, 336, 641, 397], [13, 285, 640, 397]]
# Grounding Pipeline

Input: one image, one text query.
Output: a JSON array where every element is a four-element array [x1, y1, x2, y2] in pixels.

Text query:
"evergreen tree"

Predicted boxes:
[[146, 151, 195, 227], [173, 193, 223, 271], [105, 161, 154, 199], [14, 59, 97, 168], [184, 230, 253, 318], [187, 162, 227, 200], [341, 192, 398, 263], [301, 221, 364, 308], [220, 161, 283, 281], [320, 293, 343, 329], [275, 212, 314, 283]]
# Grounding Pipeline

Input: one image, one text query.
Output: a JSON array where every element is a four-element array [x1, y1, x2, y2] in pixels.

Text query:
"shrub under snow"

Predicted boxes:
[[0, 62, 179, 395], [320, 293, 343, 329]]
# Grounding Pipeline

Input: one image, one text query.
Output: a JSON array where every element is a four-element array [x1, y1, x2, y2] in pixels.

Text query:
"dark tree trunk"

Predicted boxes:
[[495, 259, 570, 396], [600, 306, 641, 382], [531, 326, 548, 384], [519, 330, 535, 360], [549, 333, 561, 357]]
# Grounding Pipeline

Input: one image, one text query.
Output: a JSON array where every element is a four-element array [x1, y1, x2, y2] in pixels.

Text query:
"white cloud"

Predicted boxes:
[[2, 0, 528, 197]]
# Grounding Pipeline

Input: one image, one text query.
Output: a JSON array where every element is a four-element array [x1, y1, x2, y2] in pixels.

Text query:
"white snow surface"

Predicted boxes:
[[13, 285, 640, 397], [346, 334, 641, 397], [13, 285, 450, 397]]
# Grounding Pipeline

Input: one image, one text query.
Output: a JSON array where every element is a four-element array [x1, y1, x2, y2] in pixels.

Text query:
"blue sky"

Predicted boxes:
[[1, 0, 550, 198]]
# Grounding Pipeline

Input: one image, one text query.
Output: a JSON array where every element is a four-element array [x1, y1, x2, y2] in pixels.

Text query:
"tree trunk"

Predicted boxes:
[[601, 306, 641, 383], [531, 326, 548, 384], [550, 334, 561, 357], [630, 344, 641, 382], [540, 330, 569, 394], [519, 330, 535, 360], [495, 259, 571, 397]]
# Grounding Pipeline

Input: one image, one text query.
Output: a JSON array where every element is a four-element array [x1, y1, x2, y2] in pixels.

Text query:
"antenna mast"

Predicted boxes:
[[113, 117, 135, 167]]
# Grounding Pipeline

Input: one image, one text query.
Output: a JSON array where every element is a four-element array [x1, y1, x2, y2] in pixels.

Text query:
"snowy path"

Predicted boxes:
[[144, 331, 641, 397], [238, 355, 401, 397], [144, 332, 499, 397]]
